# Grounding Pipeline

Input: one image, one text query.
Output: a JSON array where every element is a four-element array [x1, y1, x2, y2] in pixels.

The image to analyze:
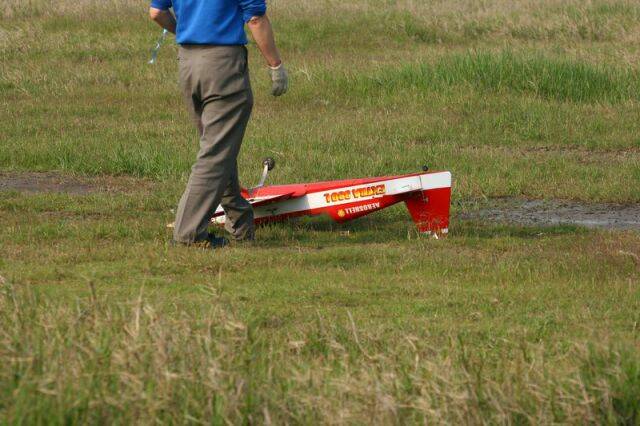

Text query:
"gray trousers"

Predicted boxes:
[[173, 45, 255, 243]]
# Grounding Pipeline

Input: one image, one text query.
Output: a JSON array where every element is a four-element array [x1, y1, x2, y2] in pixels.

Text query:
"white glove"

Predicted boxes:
[[268, 63, 288, 96]]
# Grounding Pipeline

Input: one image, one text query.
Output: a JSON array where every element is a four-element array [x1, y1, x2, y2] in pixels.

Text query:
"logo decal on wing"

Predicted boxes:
[[323, 184, 386, 203]]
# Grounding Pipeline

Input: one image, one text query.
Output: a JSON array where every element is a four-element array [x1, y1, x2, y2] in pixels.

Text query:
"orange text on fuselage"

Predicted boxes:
[[324, 184, 386, 203]]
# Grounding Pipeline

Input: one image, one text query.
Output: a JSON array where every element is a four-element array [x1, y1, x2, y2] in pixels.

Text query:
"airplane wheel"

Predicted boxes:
[[431, 229, 449, 239], [419, 229, 448, 239], [263, 157, 276, 171]]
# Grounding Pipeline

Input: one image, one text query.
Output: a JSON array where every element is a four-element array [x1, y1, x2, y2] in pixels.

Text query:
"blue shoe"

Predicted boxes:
[[205, 234, 229, 249]]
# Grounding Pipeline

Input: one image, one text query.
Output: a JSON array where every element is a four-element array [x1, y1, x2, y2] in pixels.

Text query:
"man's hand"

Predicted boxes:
[[149, 7, 176, 34], [268, 63, 288, 96]]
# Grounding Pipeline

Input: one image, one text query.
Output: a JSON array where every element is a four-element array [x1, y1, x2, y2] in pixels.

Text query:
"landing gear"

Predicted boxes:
[[263, 157, 276, 171], [250, 157, 276, 197]]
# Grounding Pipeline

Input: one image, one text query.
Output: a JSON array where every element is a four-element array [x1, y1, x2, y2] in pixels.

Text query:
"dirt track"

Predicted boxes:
[[0, 172, 96, 194], [0, 172, 152, 195]]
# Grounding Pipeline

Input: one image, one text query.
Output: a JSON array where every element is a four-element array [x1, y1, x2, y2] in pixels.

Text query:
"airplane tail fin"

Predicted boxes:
[[404, 187, 451, 235]]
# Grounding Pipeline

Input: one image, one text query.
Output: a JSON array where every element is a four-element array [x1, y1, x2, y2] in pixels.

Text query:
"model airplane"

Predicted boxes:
[[210, 159, 452, 236]]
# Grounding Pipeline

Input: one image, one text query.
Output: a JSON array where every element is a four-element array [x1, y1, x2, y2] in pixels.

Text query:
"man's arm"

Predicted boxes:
[[149, 7, 176, 34], [247, 14, 288, 96], [246, 15, 280, 68]]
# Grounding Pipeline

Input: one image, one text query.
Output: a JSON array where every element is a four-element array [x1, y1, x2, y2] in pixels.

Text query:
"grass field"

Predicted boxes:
[[1, 0, 640, 423]]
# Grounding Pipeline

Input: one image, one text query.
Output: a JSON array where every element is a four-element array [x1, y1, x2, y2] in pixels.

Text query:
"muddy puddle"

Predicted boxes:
[[459, 198, 640, 231]]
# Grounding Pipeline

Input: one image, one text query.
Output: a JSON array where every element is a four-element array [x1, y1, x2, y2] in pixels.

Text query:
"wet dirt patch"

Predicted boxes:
[[459, 198, 640, 230], [0, 171, 153, 194]]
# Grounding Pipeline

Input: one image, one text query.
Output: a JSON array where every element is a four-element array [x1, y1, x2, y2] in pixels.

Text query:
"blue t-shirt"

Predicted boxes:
[[150, 0, 266, 45]]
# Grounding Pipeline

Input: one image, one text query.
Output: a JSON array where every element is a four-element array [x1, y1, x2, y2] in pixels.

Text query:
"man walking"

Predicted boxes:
[[149, 0, 288, 248]]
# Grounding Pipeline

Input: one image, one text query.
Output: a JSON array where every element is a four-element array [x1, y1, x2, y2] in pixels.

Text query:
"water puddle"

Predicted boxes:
[[459, 198, 640, 230]]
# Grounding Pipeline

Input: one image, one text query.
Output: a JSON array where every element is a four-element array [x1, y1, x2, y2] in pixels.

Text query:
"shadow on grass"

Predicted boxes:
[[453, 220, 587, 239], [253, 213, 588, 247]]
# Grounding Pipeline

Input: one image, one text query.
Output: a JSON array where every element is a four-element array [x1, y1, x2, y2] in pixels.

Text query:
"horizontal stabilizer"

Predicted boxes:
[[248, 192, 297, 207]]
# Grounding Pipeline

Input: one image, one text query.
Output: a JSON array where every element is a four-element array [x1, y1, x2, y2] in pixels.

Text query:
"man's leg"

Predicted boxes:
[[220, 161, 255, 241], [173, 46, 253, 244]]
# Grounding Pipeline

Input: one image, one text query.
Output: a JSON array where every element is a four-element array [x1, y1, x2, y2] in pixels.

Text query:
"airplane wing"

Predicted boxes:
[[210, 191, 300, 220], [247, 192, 298, 207]]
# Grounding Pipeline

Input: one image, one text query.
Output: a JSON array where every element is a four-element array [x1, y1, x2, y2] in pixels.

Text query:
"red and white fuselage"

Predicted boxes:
[[212, 170, 452, 235]]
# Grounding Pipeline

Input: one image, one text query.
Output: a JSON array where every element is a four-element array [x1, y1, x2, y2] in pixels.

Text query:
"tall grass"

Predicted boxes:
[[351, 51, 640, 103], [4, 0, 640, 45], [1, 280, 639, 424], [1, 0, 145, 19]]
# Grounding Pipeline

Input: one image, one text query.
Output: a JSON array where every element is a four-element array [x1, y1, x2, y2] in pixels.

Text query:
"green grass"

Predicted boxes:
[[1, 190, 639, 423], [350, 51, 640, 103], [1, 0, 640, 423]]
